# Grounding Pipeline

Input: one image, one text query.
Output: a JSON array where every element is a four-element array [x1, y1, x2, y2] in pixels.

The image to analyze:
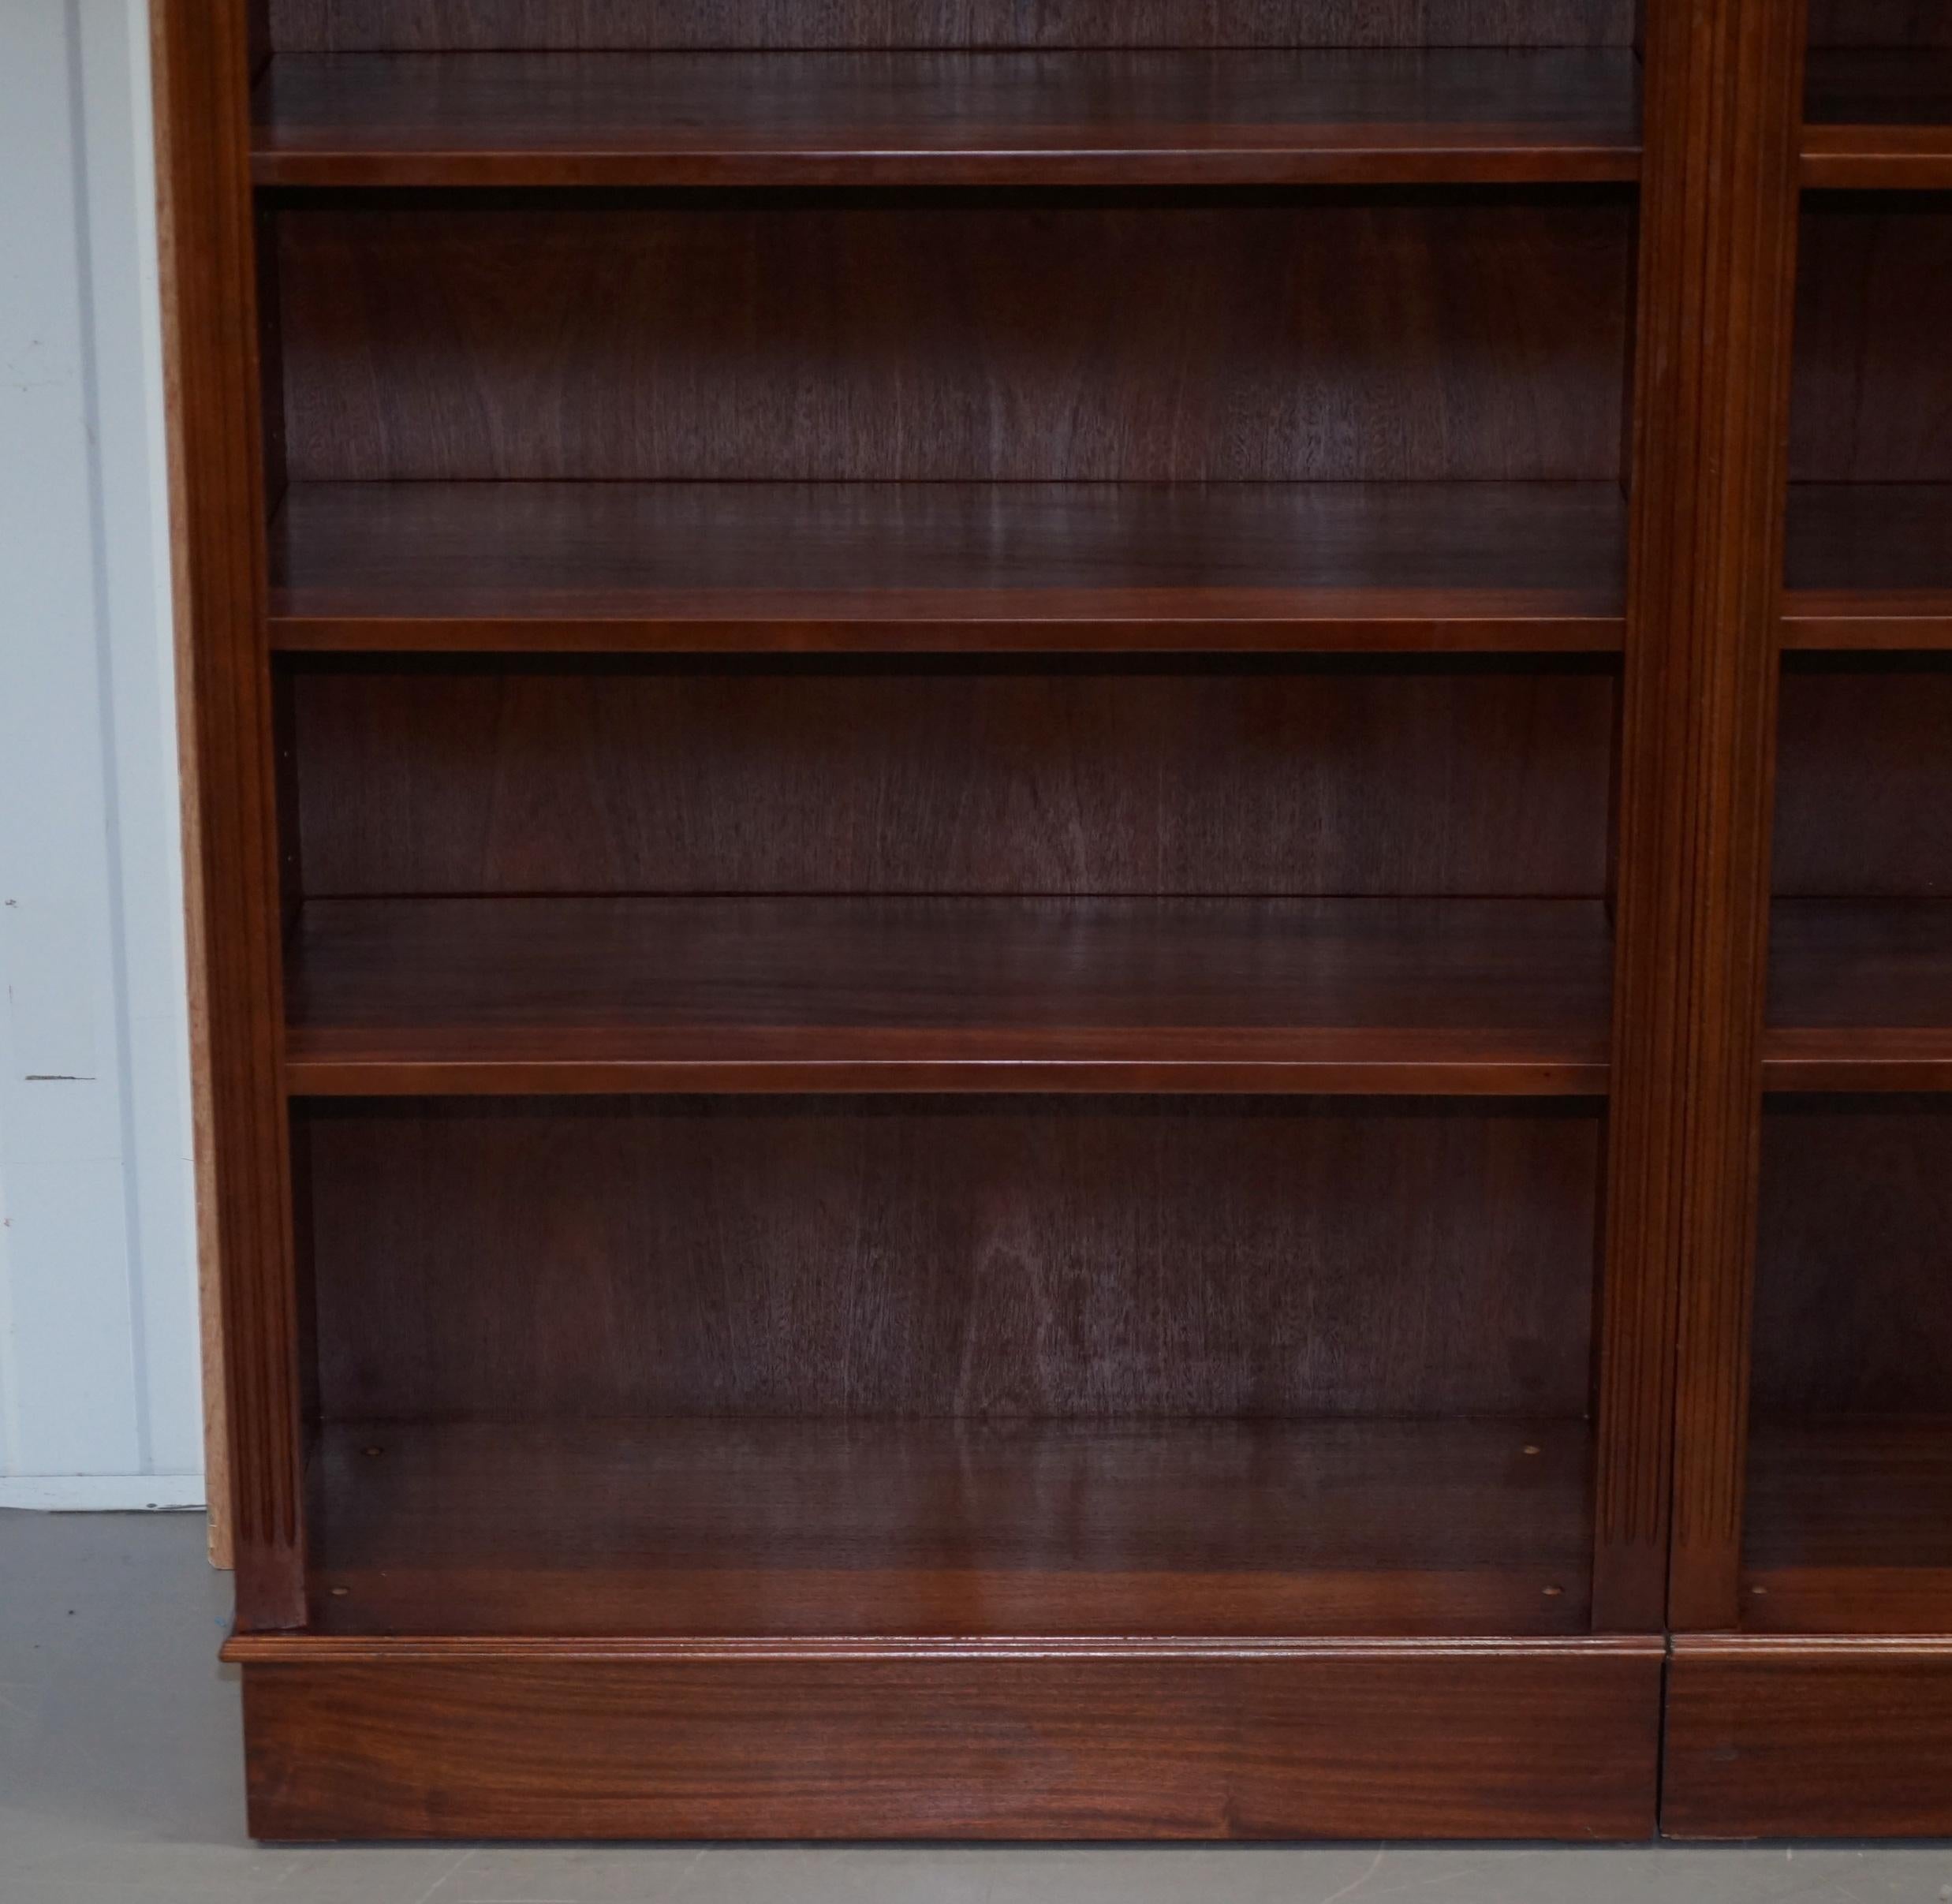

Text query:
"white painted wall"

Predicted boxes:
[[0, 0, 204, 1510]]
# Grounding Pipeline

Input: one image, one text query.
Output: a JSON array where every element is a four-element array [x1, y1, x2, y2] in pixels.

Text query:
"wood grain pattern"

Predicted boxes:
[[274, 196, 1635, 483], [1785, 483, 1952, 648], [1594, 0, 1805, 1633], [269, 480, 1629, 655], [1765, 900, 1952, 1088], [1751, 1098, 1952, 1421], [1775, 660, 1952, 898], [250, 50, 1641, 188], [267, 2, 1640, 53], [154, 0, 305, 1628], [1808, 2, 1952, 49], [1666, 1637, 1952, 1839], [1744, 1421, 1952, 1634], [284, 895, 1614, 1095], [237, 1641, 1662, 1841], [298, 1417, 1593, 1637], [299, 1096, 1600, 1422], [1792, 200, 1952, 485], [1805, 52, 1952, 189], [289, 660, 1615, 899]]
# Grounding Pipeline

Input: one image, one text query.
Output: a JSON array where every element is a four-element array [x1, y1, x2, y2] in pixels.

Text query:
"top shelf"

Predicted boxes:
[[249, 50, 1644, 189], [1804, 51, 1952, 190]]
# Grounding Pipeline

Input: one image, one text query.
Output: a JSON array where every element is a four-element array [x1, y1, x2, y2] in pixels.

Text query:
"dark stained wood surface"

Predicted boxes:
[[1751, 1097, 1952, 1423], [300, 1097, 1600, 1421], [1792, 200, 1952, 486], [269, 480, 1629, 655], [300, 1417, 1593, 1637], [237, 1640, 1662, 1841], [1805, 52, 1952, 189], [286, 895, 1614, 1094], [1808, 2, 1952, 50], [274, 196, 1635, 484], [153, 0, 308, 1631], [1596, 0, 1805, 1633], [267, 2, 1640, 53], [1744, 1421, 1952, 1633], [1785, 484, 1952, 648], [291, 661, 1615, 898], [1765, 900, 1952, 1088], [252, 50, 1642, 188], [1775, 660, 1952, 899], [1666, 1637, 1952, 1839]]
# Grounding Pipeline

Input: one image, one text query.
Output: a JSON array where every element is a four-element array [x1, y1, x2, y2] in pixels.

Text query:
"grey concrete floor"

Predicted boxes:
[[4, 1514, 1952, 1903]]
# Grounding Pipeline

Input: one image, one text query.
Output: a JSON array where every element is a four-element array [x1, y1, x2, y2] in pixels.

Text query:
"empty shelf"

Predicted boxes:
[[1805, 52, 1952, 190], [300, 1416, 1595, 1639], [1786, 486, 1952, 648], [269, 481, 1629, 656], [252, 50, 1644, 189], [1746, 1421, 1952, 1633], [1767, 899, 1952, 1091], [285, 895, 1616, 1096]]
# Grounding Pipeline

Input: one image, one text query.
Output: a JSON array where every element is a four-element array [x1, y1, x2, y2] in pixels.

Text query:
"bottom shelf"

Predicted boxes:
[[301, 1416, 1592, 1639], [1745, 1420, 1952, 1633]]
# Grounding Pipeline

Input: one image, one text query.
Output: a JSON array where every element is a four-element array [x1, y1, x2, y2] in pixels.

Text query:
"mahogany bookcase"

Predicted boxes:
[[151, 0, 1944, 1844]]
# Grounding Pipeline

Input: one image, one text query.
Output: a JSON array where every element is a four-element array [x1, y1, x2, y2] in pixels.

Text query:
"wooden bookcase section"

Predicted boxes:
[[163, 0, 1949, 1846], [1665, 0, 1952, 1843]]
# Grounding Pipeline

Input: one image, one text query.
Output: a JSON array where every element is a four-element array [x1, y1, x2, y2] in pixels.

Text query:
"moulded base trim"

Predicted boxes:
[[1666, 1635, 1952, 1839], [237, 1635, 1663, 1842]]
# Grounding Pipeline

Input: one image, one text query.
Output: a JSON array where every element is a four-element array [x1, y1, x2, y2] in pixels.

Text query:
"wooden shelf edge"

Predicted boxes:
[[1761, 1031, 1952, 1094], [253, 151, 1643, 190], [285, 1052, 1614, 1099], [1801, 133, 1952, 192], [1782, 598, 1952, 651], [270, 610, 1628, 658]]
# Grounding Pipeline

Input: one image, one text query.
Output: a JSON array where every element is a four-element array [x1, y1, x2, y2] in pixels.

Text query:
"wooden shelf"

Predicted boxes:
[[250, 50, 1642, 189], [1804, 52, 1952, 190], [284, 895, 1614, 1096], [301, 1417, 1592, 1639], [1745, 1421, 1952, 1633], [1765, 900, 1952, 1092], [269, 481, 1629, 657], [1786, 487, 1952, 649]]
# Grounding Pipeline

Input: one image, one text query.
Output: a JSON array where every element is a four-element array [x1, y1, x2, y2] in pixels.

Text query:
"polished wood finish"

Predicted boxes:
[[1750, 1099, 1952, 1424], [289, 661, 1614, 899], [155, 0, 305, 1628], [1804, 52, 1952, 189], [266, 2, 1639, 52], [1743, 1422, 1952, 1634], [1596, 0, 1806, 1633], [252, 50, 1642, 189], [1765, 901, 1952, 1088], [299, 1098, 1599, 1421], [273, 196, 1633, 484], [270, 480, 1629, 656], [1784, 485, 1952, 648], [286, 896, 1613, 1094], [1775, 660, 1952, 896], [1792, 200, 1952, 486], [1666, 1638, 1952, 1839], [236, 1641, 1662, 1842], [167, 0, 1922, 1846], [297, 1418, 1593, 1637]]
